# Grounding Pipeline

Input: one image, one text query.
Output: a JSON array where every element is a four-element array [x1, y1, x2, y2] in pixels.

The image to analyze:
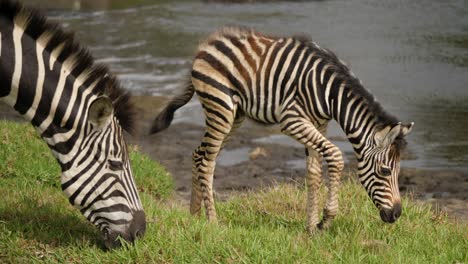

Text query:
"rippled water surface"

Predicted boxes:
[[22, 0, 468, 171]]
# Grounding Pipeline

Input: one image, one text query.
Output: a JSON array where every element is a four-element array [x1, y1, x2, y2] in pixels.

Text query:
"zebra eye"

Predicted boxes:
[[379, 165, 392, 176], [108, 160, 124, 171]]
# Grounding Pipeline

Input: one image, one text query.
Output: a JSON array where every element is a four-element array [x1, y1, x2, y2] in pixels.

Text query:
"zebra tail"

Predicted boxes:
[[149, 81, 195, 134]]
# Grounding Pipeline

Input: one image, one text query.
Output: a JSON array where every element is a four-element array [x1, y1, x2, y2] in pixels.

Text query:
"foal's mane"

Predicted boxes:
[[214, 27, 406, 150], [0, 0, 134, 132], [294, 34, 407, 150]]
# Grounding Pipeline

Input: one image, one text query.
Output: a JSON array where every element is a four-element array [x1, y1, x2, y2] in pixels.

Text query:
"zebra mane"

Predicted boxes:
[[0, 0, 135, 133], [291, 35, 407, 149], [210, 27, 400, 127], [212, 27, 406, 149], [200, 26, 272, 49], [293, 34, 400, 127]]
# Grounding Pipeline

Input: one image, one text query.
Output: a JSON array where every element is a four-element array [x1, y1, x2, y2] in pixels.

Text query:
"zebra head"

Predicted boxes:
[[61, 96, 145, 249], [357, 122, 413, 223]]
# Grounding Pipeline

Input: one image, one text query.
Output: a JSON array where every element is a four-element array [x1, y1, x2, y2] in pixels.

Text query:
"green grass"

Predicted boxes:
[[0, 120, 467, 263]]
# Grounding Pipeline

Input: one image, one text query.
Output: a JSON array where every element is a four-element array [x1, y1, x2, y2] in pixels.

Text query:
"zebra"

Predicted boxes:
[[150, 27, 414, 231], [0, 0, 145, 248]]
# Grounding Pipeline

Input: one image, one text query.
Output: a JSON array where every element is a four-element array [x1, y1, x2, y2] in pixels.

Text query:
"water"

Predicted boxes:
[[19, 0, 468, 171]]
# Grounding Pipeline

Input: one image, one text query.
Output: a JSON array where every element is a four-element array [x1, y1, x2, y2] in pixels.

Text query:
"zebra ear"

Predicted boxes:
[[88, 96, 114, 128], [400, 122, 414, 136], [375, 122, 414, 147], [374, 124, 402, 147]]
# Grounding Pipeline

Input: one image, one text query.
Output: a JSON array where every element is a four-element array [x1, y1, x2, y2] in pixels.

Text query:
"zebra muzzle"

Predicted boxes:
[[102, 210, 147, 249], [379, 202, 402, 223]]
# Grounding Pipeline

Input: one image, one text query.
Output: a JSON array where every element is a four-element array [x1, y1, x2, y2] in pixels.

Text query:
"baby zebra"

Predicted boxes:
[[150, 27, 413, 231], [0, 1, 145, 248]]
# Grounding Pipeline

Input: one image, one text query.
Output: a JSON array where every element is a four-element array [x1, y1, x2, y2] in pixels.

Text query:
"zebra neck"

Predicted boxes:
[[1, 21, 105, 164], [2, 84, 97, 170], [38, 92, 97, 169], [330, 88, 378, 156]]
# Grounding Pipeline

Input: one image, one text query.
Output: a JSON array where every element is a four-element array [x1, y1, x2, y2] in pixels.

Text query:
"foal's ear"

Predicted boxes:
[[88, 96, 113, 128], [374, 122, 414, 147], [400, 122, 414, 136]]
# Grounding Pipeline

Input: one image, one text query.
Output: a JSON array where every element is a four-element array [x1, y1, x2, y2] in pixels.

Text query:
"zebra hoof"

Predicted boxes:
[[306, 224, 320, 234], [317, 220, 332, 230], [206, 215, 219, 224]]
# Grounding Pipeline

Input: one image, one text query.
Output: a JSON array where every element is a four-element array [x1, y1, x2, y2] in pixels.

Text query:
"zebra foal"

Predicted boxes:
[[150, 27, 413, 231], [0, 0, 145, 248]]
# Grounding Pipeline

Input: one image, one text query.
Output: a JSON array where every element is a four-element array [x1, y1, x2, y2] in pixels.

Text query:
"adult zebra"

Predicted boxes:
[[0, 1, 145, 248], [150, 27, 413, 231]]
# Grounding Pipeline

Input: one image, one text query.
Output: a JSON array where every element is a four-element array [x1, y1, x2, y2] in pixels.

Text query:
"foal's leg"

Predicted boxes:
[[305, 124, 328, 232], [191, 127, 230, 221], [190, 146, 204, 216], [190, 110, 244, 217], [189, 86, 240, 221], [280, 106, 343, 231], [221, 110, 245, 149]]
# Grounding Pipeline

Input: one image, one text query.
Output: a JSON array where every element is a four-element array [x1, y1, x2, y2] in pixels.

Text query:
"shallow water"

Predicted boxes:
[[19, 0, 468, 171]]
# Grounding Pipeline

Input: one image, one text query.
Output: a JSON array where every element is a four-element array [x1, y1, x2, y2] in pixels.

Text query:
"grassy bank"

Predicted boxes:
[[0, 121, 466, 263]]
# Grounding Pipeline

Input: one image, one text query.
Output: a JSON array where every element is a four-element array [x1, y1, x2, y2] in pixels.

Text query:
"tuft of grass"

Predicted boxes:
[[0, 120, 467, 263]]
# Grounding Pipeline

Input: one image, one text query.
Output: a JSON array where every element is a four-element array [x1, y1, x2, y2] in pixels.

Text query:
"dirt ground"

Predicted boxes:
[[1, 97, 467, 222]]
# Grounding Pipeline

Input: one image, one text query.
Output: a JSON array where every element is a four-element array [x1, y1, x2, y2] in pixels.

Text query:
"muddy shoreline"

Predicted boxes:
[[1, 97, 467, 222]]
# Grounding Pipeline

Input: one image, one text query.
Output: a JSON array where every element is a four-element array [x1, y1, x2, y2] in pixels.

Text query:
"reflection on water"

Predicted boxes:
[[14, 0, 468, 171]]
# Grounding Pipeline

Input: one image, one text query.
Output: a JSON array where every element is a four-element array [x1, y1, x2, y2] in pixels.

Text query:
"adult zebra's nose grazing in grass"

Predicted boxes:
[[0, 1, 145, 248], [150, 27, 413, 232]]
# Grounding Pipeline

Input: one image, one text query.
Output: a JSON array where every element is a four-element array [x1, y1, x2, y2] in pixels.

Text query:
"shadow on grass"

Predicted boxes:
[[0, 201, 101, 248]]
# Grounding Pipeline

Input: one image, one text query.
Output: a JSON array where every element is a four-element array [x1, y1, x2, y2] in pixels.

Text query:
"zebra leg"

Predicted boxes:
[[305, 122, 327, 232], [280, 109, 343, 231], [190, 108, 244, 219], [199, 147, 218, 222], [220, 110, 245, 149], [191, 111, 240, 222], [305, 148, 322, 233], [318, 160, 342, 230], [190, 132, 220, 222], [190, 146, 204, 216], [197, 130, 232, 221]]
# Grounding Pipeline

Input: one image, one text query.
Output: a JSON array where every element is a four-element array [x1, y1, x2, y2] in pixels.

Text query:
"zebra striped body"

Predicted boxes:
[[0, 1, 145, 248], [151, 27, 413, 230]]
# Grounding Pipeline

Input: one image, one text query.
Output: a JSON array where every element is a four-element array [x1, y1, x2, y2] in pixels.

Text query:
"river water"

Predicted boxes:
[[19, 0, 468, 172]]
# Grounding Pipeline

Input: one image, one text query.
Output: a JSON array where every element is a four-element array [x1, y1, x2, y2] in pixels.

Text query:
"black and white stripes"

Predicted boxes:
[[150, 27, 413, 230], [0, 0, 145, 248]]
